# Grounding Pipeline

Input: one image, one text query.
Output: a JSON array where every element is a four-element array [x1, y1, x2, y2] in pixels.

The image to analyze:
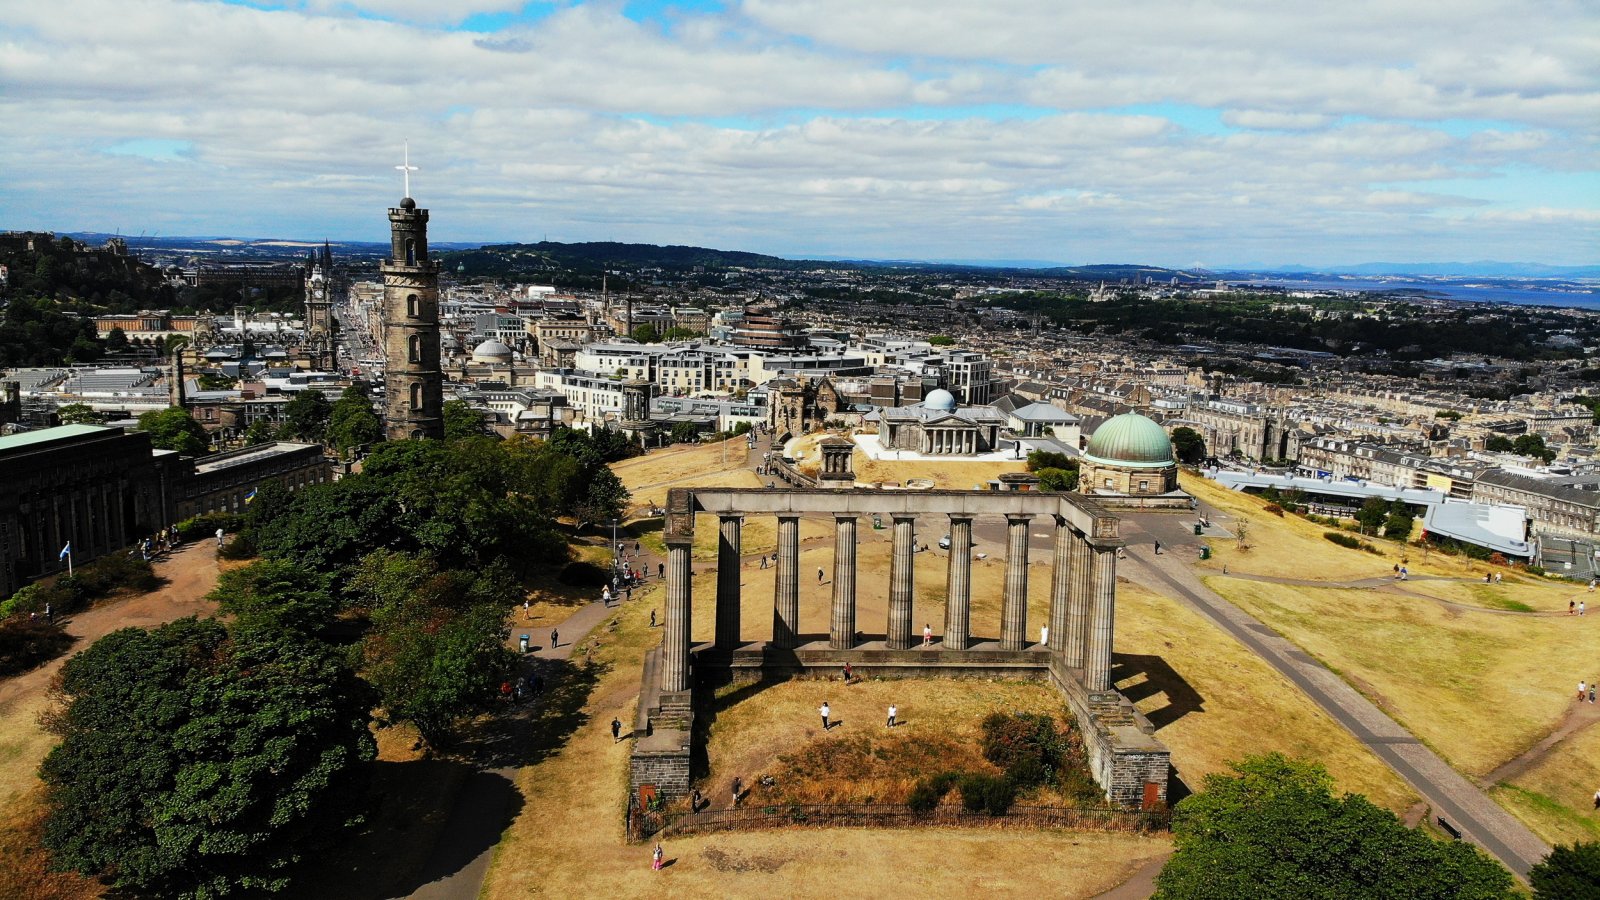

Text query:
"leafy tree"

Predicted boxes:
[[669, 420, 702, 443], [208, 559, 338, 636], [1026, 450, 1077, 472], [197, 373, 235, 390], [277, 390, 332, 443], [1035, 467, 1078, 492], [443, 399, 486, 440], [242, 418, 276, 446], [1355, 497, 1389, 534], [104, 326, 129, 353], [1156, 753, 1514, 900], [0, 298, 103, 368], [1171, 426, 1206, 464], [1530, 842, 1600, 898], [55, 403, 99, 425], [1383, 512, 1415, 540], [39, 617, 374, 899], [326, 386, 382, 457], [630, 323, 661, 343], [137, 406, 208, 455], [1484, 435, 1514, 452], [1513, 433, 1557, 463], [661, 325, 700, 340], [927, 334, 955, 346]]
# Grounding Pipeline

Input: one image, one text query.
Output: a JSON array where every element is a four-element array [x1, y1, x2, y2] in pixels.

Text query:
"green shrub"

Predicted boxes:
[[71, 554, 160, 597], [908, 771, 962, 813], [957, 774, 1015, 815], [1006, 755, 1048, 788], [1324, 531, 1362, 549], [176, 512, 243, 542], [1263, 504, 1285, 517], [0, 617, 74, 676], [218, 532, 257, 560]]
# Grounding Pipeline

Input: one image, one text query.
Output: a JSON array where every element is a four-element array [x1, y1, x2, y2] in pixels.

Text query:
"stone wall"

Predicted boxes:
[[1049, 655, 1170, 808]]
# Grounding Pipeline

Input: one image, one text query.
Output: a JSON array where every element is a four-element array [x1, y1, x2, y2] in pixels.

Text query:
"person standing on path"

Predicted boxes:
[[215, 527, 225, 548], [820, 701, 831, 730], [886, 704, 897, 728], [1580, 681, 1587, 702], [612, 718, 623, 742], [524, 599, 531, 620], [550, 627, 559, 649]]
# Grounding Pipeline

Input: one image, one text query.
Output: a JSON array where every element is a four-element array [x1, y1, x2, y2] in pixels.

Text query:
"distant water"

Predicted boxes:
[[1238, 277, 1600, 310]]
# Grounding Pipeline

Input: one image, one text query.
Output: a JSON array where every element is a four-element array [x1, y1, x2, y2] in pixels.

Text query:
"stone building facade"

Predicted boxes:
[[381, 196, 444, 440], [1472, 470, 1600, 542]]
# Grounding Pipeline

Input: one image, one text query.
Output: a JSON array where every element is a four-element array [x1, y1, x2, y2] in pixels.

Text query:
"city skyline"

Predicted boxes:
[[3, 0, 1597, 267]]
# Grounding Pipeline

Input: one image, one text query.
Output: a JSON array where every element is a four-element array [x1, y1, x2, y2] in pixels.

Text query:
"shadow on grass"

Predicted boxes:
[[691, 673, 788, 781], [1109, 652, 1205, 731]]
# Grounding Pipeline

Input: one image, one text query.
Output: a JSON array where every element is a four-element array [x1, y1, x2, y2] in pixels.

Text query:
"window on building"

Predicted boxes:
[[1138, 480, 1149, 492], [407, 294, 419, 318], [405, 240, 416, 266], [409, 334, 422, 363], [410, 383, 422, 411]]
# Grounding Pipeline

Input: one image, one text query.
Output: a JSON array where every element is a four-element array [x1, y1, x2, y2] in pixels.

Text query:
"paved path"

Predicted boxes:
[[1118, 532, 1551, 877], [408, 573, 644, 900], [1092, 852, 1171, 900]]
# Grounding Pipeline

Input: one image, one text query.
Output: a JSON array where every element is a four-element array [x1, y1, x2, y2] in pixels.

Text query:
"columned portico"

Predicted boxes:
[[1000, 514, 1031, 650], [830, 514, 857, 648], [773, 513, 801, 649], [640, 486, 1162, 810], [715, 515, 742, 649], [1085, 544, 1118, 691], [943, 515, 973, 650], [662, 537, 693, 693], [887, 513, 917, 649]]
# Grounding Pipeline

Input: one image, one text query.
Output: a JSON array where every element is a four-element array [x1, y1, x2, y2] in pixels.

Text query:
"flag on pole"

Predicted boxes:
[[59, 542, 71, 560], [244, 488, 258, 505]]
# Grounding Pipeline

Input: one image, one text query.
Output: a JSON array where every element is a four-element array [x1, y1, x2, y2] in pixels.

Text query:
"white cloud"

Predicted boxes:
[[0, 0, 1593, 265]]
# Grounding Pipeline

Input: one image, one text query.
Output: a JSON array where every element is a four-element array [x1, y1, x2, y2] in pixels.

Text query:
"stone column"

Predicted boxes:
[[715, 515, 742, 649], [1065, 530, 1092, 668], [1085, 544, 1119, 692], [662, 537, 693, 693], [772, 513, 801, 648], [1047, 515, 1072, 654], [1001, 514, 1031, 650], [887, 513, 916, 649], [944, 516, 973, 650], [830, 515, 857, 648]]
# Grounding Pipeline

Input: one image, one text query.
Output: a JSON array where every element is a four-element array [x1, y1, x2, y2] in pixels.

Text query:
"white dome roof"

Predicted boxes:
[[471, 340, 514, 363], [924, 389, 957, 411]]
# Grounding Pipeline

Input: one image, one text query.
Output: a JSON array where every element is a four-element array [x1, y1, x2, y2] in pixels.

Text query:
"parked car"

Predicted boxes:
[[938, 534, 951, 550]]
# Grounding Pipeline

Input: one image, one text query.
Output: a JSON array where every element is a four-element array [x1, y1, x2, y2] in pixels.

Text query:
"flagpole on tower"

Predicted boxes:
[[395, 141, 418, 199]]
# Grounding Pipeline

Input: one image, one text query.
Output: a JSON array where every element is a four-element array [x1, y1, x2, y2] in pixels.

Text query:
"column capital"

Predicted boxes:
[[833, 512, 857, 522], [891, 512, 918, 522], [1005, 512, 1034, 523], [665, 534, 694, 549]]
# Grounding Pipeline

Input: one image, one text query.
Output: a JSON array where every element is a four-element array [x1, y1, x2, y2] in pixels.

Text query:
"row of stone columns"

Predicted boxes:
[[923, 429, 976, 455], [661, 511, 1120, 695]]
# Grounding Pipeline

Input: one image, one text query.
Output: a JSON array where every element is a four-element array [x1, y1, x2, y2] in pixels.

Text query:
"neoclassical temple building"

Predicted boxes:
[[875, 389, 1006, 455], [1078, 412, 1182, 499]]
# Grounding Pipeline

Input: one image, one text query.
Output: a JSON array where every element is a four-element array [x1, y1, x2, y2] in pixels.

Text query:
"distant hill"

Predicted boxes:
[[443, 240, 836, 276], [1259, 261, 1600, 279]]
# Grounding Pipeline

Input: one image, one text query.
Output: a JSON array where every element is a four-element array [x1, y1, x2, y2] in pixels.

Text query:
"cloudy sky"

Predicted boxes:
[[3, 0, 1597, 267]]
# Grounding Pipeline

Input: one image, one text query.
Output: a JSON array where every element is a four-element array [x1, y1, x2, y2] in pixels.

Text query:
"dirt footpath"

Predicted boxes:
[[0, 542, 223, 712]]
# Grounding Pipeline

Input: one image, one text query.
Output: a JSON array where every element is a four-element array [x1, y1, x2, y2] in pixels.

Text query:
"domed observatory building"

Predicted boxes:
[[471, 340, 514, 365], [1079, 413, 1187, 506], [877, 388, 1007, 455]]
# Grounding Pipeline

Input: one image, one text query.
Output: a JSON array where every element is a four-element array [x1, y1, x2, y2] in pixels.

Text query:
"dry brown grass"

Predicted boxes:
[[0, 790, 101, 900], [698, 678, 1065, 806], [1492, 719, 1600, 845], [1209, 577, 1598, 777], [1114, 581, 1416, 810]]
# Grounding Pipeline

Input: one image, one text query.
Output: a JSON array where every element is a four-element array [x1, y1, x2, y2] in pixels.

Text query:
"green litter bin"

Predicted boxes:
[[1194, 523, 1204, 535], [1199, 546, 1211, 560]]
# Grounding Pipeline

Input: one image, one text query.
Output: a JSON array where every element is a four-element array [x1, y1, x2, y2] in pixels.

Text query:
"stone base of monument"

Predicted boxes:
[[627, 641, 1171, 809]]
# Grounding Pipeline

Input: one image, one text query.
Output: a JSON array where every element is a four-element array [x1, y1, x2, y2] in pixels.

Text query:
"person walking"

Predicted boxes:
[[819, 701, 831, 730], [602, 586, 612, 606], [524, 599, 531, 620], [612, 717, 623, 742], [922, 624, 933, 647], [652, 842, 664, 871], [1153, 539, 1161, 555], [1040, 624, 1049, 646], [215, 527, 225, 548], [842, 662, 853, 684], [650, 609, 657, 627], [658, 562, 665, 578], [550, 627, 559, 648], [886, 704, 897, 728], [818, 566, 824, 584], [44, 602, 53, 625], [1590, 683, 1596, 704], [1580, 681, 1587, 702], [731, 776, 743, 807], [1572, 600, 1577, 615]]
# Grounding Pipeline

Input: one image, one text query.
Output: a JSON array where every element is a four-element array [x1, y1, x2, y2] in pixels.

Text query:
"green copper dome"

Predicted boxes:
[[1083, 413, 1175, 468]]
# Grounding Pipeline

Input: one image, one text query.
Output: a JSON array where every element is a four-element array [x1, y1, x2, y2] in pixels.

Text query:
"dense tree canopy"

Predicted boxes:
[[55, 403, 98, 425], [326, 385, 382, 456], [0, 297, 102, 367], [1154, 753, 1514, 900], [1171, 426, 1206, 464], [442, 398, 487, 440], [138, 406, 208, 455], [277, 390, 332, 443], [39, 617, 374, 899], [1530, 842, 1600, 898]]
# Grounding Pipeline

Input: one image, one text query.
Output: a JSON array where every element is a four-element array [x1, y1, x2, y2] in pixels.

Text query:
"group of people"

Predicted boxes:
[[1579, 680, 1597, 704], [500, 670, 545, 704], [138, 524, 183, 561], [817, 699, 901, 730], [1570, 600, 1587, 616]]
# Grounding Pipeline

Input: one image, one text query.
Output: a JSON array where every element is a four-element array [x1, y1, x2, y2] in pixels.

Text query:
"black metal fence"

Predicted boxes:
[[630, 801, 1169, 841]]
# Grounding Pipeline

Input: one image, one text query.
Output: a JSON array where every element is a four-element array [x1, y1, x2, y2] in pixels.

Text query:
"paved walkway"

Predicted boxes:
[[1117, 535, 1551, 877], [1091, 852, 1172, 900], [408, 553, 656, 900]]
